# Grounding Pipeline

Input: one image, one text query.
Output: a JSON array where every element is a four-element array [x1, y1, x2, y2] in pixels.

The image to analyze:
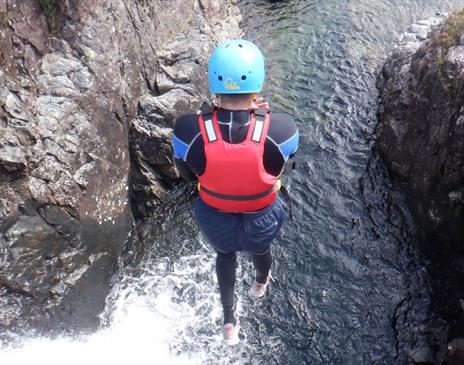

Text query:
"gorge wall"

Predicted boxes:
[[377, 10, 464, 364], [0, 0, 240, 338]]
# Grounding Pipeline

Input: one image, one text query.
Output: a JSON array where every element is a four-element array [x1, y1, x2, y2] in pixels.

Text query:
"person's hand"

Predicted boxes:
[[251, 96, 269, 110]]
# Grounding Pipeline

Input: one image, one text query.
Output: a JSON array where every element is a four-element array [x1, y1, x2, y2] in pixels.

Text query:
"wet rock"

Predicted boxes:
[[8, 1, 49, 54], [0, 0, 241, 337], [0, 145, 26, 172], [448, 338, 464, 365], [0, 198, 18, 232], [377, 11, 464, 364], [409, 344, 433, 364], [407, 24, 430, 40]]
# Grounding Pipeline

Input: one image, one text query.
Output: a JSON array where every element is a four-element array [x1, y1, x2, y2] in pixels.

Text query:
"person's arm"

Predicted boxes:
[[172, 115, 199, 183], [174, 157, 197, 183], [264, 112, 299, 176], [280, 129, 299, 162]]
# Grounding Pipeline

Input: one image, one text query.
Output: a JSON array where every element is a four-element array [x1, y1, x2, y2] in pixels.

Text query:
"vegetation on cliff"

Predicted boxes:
[[40, 0, 58, 33], [433, 8, 464, 48]]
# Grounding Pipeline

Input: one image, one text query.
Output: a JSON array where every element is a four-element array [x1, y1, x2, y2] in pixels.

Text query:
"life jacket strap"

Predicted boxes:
[[197, 180, 281, 201]]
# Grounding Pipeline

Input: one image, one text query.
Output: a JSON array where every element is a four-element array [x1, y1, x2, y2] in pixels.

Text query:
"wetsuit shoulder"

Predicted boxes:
[[268, 112, 299, 160], [173, 114, 200, 143], [263, 112, 299, 176]]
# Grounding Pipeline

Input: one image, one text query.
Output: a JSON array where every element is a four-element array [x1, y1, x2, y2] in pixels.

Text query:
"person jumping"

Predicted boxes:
[[172, 39, 299, 345]]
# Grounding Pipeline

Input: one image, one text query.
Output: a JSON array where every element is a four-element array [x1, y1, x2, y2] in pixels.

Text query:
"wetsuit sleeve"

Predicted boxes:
[[175, 158, 197, 182], [272, 113, 299, 160], [172, 114, 201, 182], [264, 112, 299, 176]]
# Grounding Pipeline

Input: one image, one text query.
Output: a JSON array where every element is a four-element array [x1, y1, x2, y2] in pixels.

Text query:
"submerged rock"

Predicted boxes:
[[377, 10, 464, 363], [0, 0, 240, 338]]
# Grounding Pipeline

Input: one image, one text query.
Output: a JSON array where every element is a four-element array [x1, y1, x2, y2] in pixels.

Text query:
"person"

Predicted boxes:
[[172, 39, 298, 345]]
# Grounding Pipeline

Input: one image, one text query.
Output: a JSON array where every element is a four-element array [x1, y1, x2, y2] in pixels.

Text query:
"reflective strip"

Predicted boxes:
[[200, 185, 276, 201], [204, 119, 217, 142], [251, 117, 265, 142]]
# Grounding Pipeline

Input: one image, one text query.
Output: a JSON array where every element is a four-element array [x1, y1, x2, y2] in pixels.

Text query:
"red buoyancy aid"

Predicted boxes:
[[197, 110, 280, 212]]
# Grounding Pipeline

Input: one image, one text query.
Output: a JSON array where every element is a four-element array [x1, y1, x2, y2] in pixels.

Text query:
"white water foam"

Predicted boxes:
[[0, 239, 240, 365]]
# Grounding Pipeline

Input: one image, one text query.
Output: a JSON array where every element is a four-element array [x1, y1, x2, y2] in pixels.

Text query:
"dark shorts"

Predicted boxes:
[[193, 196, 287, 254]]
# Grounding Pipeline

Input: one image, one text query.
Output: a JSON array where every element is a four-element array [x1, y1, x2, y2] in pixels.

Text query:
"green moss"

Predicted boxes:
[[0, 11, 9, 27], [436, 55, 445, 67], [40, 0, 58, 34], [433, 8, 464, 49], [84, 52, 92, 61], [431, 9, 464, 95]]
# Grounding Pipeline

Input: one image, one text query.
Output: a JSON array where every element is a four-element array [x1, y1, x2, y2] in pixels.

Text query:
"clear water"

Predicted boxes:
[[2, 0, 464, 364]]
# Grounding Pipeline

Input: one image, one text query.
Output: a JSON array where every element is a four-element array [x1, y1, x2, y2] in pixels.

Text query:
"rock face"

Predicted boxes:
[[377, 11, 464, 363], [129, 3, 241, 218], [0, 0, 240, 337]]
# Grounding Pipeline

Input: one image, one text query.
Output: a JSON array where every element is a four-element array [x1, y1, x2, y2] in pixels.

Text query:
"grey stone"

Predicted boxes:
[[409, 344, 433, 363], [446, 46, 464, 72], [448, 339, 464, 365], [0, 145, 26, 171], [4, 93, 30, 121], [417, 17, 442, 27], [41, 53, 82, 76], [400, 32, 420, 44], [140, 90, 192, 125], [71, 69, 93, 91], [407, 24, 430, 40]]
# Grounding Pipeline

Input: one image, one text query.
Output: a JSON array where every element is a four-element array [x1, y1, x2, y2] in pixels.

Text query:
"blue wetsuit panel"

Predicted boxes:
[[279, 131, 299, 161], [172, 135, 189, 161]]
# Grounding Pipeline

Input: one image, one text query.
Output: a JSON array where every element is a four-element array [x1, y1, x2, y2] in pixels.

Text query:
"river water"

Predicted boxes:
[[2, 1, 464, 364]]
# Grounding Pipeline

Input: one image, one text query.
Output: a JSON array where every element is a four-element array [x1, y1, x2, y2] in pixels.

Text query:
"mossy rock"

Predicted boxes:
[[40, 0, 58, 34], [433, 8, 464, 49]]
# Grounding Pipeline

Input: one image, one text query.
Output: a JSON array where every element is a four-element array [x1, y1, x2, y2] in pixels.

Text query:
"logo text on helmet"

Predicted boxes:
[[223, 78, 240, 91]]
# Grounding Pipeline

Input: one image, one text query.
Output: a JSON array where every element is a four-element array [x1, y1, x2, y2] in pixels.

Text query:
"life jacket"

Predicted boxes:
[[197, 108, 280, 212]]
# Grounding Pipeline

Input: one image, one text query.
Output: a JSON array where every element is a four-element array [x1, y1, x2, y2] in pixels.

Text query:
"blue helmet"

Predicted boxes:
[[208, 39, 265, 94]]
